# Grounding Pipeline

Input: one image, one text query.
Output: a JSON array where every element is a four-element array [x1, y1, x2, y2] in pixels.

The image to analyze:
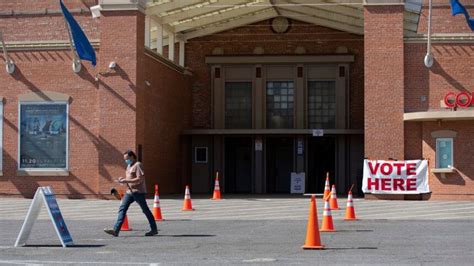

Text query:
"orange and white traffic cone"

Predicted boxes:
[[182, 185, 194, 211], [211, 172, 222, 200], [120, 215, 132, 231], [302, 195, 324, 250], [323, 173, 331, 199], [344, 191, 358, 221], [320, 197, 336, 232], [329, 185, 339, 210], [153, 184, 164, 221]]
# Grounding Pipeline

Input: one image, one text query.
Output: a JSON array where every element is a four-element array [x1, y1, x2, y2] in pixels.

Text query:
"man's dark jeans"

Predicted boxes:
[[113, 192, 157, 234]]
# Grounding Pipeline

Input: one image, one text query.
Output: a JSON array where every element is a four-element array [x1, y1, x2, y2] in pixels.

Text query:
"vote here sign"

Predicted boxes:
[[362, 160, 430, 194]]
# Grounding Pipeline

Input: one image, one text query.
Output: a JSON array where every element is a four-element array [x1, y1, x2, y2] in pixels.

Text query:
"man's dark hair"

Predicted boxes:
[[123, 150, 137, 159]]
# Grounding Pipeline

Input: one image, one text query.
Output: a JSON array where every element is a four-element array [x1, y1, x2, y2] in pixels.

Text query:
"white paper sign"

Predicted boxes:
[[312, 129, 324, 137], [362, 160, 430, 194], [15, 186, 73, 247], [255, 139, 263, 151], [291, 172, 305, 194]]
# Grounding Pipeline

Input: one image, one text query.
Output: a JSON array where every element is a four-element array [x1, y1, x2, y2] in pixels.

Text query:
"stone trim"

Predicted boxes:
[[404, 110, 474, 121], [431, 168, 456, 174], [431, 130, 458, 139], [364, 0, 405, 5], [405, 34, 474, 44], [18, 91, 71, 102], [0, 40, 100, 51], [100, 0, 147, 13], [17, 170, 70, 176], [205, 55, 355, 64], [0, 8, 90, 17], [182, 129, 364, 135]]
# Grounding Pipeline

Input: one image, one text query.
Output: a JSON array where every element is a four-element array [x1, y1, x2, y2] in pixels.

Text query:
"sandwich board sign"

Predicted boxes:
[[15, 186, 73, 247]]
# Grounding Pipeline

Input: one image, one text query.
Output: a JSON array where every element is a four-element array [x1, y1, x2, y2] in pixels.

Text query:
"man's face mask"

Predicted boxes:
[[125, 159, 132, 166]]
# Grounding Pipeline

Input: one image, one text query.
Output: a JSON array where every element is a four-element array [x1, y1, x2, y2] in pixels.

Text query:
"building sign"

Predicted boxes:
[[312, 129, 324, 137], [255, 139, 263, 151], [290, 172, 305, 194], [444, 92, 474, 108], [362, 160, 430, 194], [15, 186, 73, 247], [297, 139, 304, 155], [19, 103, 68, 169]]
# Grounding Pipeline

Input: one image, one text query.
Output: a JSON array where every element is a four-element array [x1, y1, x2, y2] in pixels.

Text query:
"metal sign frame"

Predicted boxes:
[[14, 186, 73, 248]]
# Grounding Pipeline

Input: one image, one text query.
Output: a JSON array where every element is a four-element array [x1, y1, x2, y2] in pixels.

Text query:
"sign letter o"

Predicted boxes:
[[444, 92, 456, 108], [456, 92, 471, 108]]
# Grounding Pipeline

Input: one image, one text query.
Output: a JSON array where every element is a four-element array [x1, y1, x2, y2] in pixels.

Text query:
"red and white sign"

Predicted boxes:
[[444, 92, 474, 108], [362, 160, 430, 194]]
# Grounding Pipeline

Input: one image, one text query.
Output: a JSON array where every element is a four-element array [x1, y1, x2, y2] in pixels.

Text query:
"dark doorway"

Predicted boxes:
[[266, 138, 294, 193], [307, 137, 336, 193], [225, 137, 252, 193]]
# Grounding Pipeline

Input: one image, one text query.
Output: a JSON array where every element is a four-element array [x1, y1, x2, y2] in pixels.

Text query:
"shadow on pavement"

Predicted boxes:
[[23, 244, 106, 248]]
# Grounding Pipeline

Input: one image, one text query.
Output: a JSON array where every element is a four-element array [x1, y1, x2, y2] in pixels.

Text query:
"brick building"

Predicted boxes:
[[0, 0, 472, 199]]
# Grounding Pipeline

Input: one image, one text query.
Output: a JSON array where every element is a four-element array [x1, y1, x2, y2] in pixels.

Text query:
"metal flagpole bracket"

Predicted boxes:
[[0, 32, 15, 74], [72, 58, 82, 73]]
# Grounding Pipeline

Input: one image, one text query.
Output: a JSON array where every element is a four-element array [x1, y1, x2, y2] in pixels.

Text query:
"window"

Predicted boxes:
[[195, 147, 208, 164], [308, 81, 336, 129], [225, 82, 252, 129], [266, 81, 294, 129], [436, 138, 453, 169], [18, 103, 69, 170]]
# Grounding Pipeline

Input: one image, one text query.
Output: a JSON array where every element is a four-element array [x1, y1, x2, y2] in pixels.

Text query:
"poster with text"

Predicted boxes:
[[20, 104, 67, 169]]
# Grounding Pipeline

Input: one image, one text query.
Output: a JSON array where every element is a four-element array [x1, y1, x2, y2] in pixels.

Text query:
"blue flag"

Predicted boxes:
[[60, 0, 96, 66], [450, 0, 474, 31]]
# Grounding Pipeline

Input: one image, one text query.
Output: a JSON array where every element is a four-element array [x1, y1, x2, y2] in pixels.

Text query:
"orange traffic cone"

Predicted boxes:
[[302, 195, 324, 249], [182, 185, 194, 211], [329, 185, 339, 210], [120, 215, 132, 231], [323, 173, 331, 199], [211, 172, 222, 200], [153, 184, 164, 221], [320, 197, 336, 232], [344, 191, 358, 221]]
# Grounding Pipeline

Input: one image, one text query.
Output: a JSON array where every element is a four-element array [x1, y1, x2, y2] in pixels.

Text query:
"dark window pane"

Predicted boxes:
[[225, 82, 252, 129], [308, 81, 336, 129], [266, 81, 294, 129]]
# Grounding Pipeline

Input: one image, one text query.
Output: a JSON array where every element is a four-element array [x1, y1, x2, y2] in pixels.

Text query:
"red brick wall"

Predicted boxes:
[[0, 50, 100, 198], [140, 53, 192, 194], [0, 0, 100, 198], [98, 10, 144, 195], [364, 5, 405, 160], [421, 122, 474, 199], [0, 0, 99, 42], [418, 0, 474, 33], [185, 19, 365, 130]]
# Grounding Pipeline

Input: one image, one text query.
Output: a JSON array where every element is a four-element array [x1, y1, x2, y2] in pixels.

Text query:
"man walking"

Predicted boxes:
[[104, 150, 158, 237]]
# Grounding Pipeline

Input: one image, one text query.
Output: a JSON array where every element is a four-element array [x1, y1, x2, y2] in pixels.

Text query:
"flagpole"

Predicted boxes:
[[64, 21, 82, 73], [424, 0, 433, 68]]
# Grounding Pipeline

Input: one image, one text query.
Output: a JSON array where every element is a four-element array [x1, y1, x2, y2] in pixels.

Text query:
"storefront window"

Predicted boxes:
[[18, 103, 68, 170], [308, 81, 336, 129], [266, 81, 294, 129], [225, 82, 252, 129], [436, 138, 453, 169]]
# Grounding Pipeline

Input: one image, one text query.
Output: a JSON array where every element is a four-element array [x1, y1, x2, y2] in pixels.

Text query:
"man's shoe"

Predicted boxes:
[[145, 230, 158, 236], [104, 229, 118, 237]]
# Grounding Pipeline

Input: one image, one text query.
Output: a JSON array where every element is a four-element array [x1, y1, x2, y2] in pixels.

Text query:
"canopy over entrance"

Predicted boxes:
[[145, 0, 422, 43]]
